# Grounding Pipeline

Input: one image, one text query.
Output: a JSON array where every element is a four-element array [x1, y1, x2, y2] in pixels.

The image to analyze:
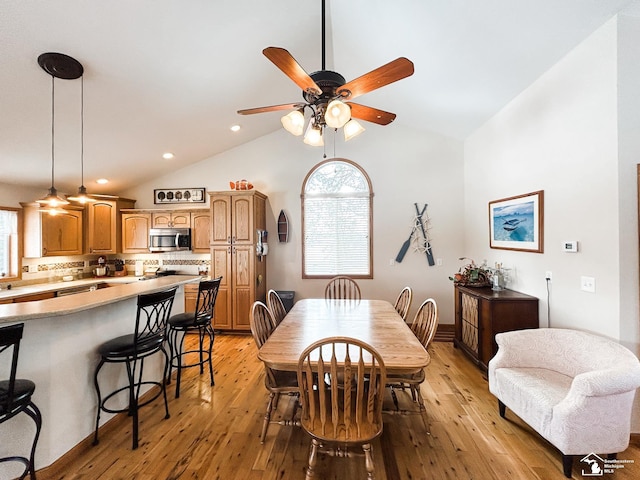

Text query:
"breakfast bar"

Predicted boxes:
[[0, 275, 199, 474]]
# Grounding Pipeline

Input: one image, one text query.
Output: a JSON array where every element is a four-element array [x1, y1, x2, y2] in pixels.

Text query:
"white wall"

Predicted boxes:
[[465, 16, 640, 431], [0, 182, 42, 208], [122, 124, 465, 323], [465, 18, 621, 336]]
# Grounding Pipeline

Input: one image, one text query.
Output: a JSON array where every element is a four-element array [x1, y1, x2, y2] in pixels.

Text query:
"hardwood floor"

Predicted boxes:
[[40, 334, 640, 480]]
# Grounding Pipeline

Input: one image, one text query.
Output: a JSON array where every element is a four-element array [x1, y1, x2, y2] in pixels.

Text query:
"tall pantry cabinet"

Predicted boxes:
[[209, 190, 267, 331]]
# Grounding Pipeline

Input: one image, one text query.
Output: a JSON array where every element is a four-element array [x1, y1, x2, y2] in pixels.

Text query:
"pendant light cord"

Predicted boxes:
[[81, 75, 84, 186], [50, 75, 55, 189]]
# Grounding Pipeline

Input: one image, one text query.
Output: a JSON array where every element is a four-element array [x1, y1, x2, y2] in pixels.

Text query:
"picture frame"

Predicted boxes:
[[489, 190, 544, 253], [154, 188, 206, 204]]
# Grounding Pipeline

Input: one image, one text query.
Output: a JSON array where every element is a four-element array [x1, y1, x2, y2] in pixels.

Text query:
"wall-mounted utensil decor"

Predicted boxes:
[[154, 188, 206, 204], [396, 203, 435, 265]]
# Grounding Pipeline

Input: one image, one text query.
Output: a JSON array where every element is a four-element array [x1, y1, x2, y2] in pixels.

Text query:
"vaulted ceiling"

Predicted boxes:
[[1, 0, 637, 195]]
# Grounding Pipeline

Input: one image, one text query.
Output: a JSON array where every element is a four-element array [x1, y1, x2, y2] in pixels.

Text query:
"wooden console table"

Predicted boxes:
[[453, 285, 539, 371]]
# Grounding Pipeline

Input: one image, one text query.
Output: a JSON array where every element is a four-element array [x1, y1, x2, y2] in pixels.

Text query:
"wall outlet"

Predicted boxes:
[[545, 271, 552, 282], [581, 276, 595, 293]]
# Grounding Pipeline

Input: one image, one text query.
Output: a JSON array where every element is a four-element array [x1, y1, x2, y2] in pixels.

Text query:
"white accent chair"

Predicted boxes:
[[489, 328, 640, 478]]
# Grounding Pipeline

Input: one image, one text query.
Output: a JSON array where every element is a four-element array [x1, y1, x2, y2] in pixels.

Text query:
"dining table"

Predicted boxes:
[[258, 298, 430, 374]]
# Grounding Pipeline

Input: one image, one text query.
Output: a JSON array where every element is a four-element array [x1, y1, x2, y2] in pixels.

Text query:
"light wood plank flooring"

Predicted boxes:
[[40, 334, 640, 479]]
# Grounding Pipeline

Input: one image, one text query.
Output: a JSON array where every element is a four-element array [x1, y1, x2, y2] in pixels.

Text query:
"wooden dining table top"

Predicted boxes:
[[258, 298, 430, 374]]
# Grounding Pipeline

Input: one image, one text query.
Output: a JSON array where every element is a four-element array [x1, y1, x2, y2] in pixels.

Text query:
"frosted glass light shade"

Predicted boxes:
[[343, 119, 365, 141], [324, 99, 351, 128], [303, 121, 324, 146], [281, 109, 305, 136]]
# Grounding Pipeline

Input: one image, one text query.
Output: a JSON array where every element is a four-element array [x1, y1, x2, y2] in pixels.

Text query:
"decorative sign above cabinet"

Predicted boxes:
[[154, 188, 206, 204]]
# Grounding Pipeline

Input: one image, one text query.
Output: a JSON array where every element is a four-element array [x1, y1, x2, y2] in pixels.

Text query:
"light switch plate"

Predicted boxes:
[[581, 276, 595, 293]]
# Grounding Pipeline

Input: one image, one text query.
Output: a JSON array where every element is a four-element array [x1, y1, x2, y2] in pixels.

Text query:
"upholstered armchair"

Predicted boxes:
[[488, 328, 640, 478]]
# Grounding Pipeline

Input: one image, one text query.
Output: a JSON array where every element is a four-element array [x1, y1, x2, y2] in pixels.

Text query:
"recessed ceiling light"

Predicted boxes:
[[230, 124, 241, 132], [162, 152, 174, 160], [96, 178, 108, 184]]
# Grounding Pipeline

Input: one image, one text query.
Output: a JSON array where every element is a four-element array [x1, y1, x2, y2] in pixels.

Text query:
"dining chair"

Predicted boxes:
[[93, 287, 177, 449], [386, 297, 438, 431], [167, 277, 221, 398], [324, 276, 361, 301], [393, 286, 412, 320], [0, 323, 42, 480], [267, 289, 287, 327], [297, 336, 387, 479], [250, 301, 299, 443]]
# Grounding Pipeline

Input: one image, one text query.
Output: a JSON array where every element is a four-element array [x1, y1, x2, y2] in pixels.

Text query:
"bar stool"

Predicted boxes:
[[93, 287, 177, 450], [166, 277, 221, 398], [0, 323, 42, 480]]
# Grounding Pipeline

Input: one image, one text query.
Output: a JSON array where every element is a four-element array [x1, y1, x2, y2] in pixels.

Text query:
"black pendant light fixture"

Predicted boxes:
[[36, 52, 84, 213]]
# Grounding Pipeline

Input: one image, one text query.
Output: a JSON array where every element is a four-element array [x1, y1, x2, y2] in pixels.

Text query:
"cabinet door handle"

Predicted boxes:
[[228, 246, 231, 254], [227, 236, 231, 244]]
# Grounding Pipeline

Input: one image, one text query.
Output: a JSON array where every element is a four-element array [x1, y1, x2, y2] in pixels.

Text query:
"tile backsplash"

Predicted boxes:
[[19, 251, 209, 286]]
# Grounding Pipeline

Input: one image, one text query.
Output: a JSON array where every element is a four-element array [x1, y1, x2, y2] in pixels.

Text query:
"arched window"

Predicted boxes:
[[301, 158, 373, 279]]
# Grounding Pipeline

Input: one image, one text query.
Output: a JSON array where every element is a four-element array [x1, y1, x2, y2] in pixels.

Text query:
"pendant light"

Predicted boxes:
[[67, 76, 95, 203], [36, 52, 84, 212]]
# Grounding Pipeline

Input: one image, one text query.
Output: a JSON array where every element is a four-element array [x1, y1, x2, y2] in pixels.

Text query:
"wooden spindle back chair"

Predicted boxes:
[[297, 336, 386, 479], [250, 301, 299, 443], [324, 276, 361, 301], [267, 289, 287, 327], [393, 286, 413, 320]]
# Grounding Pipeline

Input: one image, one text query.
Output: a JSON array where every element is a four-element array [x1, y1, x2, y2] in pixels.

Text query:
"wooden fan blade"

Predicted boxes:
[[347, 102, 396, 125], [263, 47, 322, 95], [237, 103, 304, 115], [338, 57, 414, 100]]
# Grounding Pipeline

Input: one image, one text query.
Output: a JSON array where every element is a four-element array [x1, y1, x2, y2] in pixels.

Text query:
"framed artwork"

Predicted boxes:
[[489, 190, 544, 253], [154, 188, 206, 204]]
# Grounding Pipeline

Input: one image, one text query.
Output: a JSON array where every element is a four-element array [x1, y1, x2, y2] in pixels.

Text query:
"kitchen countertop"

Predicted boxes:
[[0, 275, 201, 324]]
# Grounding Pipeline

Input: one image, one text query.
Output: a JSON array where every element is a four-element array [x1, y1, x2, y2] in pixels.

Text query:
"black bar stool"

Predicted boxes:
[[92, 287, 177, 449], [0, 323, 42, 480], [167, 277, 221, 398]]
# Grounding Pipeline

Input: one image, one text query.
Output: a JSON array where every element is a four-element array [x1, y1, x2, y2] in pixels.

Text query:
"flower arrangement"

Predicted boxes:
[[449, 257, 492, 287]]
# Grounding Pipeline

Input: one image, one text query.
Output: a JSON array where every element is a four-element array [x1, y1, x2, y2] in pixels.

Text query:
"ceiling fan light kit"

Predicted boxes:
[[303, 120, 324, 147], [238, 0, 414, 146], [343, 118, 365, 142], [281, 109, 305, 136]]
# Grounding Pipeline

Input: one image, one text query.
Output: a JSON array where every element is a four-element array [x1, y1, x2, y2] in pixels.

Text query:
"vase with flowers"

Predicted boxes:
[[449, 257, 492, 287]]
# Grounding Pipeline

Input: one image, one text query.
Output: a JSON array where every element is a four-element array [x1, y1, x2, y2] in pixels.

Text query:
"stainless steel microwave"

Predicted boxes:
[[149, 228, 191, 252]]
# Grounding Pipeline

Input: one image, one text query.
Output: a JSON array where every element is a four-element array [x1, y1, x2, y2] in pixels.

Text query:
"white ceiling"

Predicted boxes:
[[1, 0, 637, 195]]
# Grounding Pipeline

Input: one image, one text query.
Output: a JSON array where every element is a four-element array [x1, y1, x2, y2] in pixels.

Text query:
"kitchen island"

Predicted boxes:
[[0, 275, 199, 478]]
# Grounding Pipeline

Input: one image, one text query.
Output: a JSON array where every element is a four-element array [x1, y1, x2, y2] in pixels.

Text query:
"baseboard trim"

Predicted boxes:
[[434, 324, 454, 342]]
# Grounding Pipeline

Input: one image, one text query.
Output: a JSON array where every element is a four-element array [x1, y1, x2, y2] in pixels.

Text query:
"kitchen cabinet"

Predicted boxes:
[[184, 282, 199, 313], [453, 285, 539, 371], [20, 202, 83, 257], [86, 196, 136, 254], [152, 211, 191, 228], [41, 207, 84, 256], [209, 190, 267, 331], [191, 210, 210, 253], [121, 212, 152, 253]]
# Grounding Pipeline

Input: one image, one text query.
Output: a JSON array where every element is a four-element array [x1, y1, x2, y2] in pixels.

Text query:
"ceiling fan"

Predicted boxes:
[[237, 0, 414, 145]]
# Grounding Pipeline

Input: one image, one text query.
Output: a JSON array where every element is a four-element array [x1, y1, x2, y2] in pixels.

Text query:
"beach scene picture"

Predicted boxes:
[[489, 191, 543, 252], [492, 200, 534, 242]]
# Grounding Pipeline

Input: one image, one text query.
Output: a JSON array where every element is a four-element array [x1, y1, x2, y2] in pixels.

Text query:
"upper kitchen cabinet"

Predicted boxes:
[[21, 202, 84, 257], [151, 211, 191, 228], [121, 211, 151, 253], [86, 195, 136, 254], [191, 210, 210, 253]]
